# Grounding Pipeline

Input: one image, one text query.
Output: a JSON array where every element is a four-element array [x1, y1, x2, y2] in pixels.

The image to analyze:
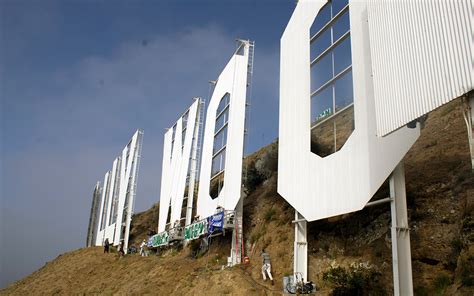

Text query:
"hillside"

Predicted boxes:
[[2, 98, 473, 295]]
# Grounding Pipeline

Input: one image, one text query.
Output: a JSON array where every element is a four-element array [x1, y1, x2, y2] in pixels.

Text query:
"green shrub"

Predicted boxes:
[[249, 231, 261, 244], [188, 240, 204, 258], [243, 142, 278, 194], [264, 207, 276, 222], [448, 237, 465, 270], [414, 285, 430, 296], [254, 142, 278, 178], [243, 161, 264, 193], [320, 241, 330, 252], [322, 265, 385, 296], [451, 237, 464, 253], [459, 255, 474, 286], [440, 103, 456, 117], [432, 274, 451, 295]]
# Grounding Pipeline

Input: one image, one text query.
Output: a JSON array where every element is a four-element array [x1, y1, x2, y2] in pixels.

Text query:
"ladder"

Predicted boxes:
[[234, 214, 244, 264], [194, 99, 205, 181], [243, 40, 254, 176], [247, 40, 255, 76]]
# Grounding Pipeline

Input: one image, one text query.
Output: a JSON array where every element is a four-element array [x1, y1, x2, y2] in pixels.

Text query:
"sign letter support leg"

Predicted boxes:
[[389, 162, 413, 296], [462, 92, 474, 172], [294, 210, 308, 282], [231, 196, 244, 265]]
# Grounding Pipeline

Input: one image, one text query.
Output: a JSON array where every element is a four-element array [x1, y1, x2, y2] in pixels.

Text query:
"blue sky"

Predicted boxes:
[[0, 0, 295, 287]]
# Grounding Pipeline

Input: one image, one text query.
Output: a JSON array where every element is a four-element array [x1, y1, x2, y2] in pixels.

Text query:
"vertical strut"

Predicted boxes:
[[389, 162, 413, 296], [186, 98, 204, 227], [462, 92, 474, 172], [294, 210, 308, 282], [231, 197, 244, 265]]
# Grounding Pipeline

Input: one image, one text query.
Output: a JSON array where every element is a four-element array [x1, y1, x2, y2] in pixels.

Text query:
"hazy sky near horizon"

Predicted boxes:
[[0, 0, 295, 287]]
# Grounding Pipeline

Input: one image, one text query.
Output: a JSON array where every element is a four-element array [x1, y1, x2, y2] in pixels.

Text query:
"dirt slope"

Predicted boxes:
[[1, 247, 272, 295], [2, 98, 473, 295]]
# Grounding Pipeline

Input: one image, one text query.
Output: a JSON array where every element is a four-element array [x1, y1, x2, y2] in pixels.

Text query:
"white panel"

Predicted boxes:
[[158, 130, 173, 232], [115, 130, 143, 250], [86, 182, 101, 247], [102, 158, 119, 243], [94, 130, 143, 248], [197, 44, 250, 219], [367, 0, 474, 136], [123, 130, 143, 251], [158, 100, 200, 232], [278, 0, 419, 222], [94, 171, 110, 246]]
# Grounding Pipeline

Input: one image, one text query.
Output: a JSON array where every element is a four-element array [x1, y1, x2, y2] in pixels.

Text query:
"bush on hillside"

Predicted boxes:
[[254, 141, 278, 179], [432, 274, 452, 295], [243, 160, 265, 193], [263, 207, 276, 222], [459, 254, 474, 286], [243, 141, 278, 194], [322, 264, 385, 296]]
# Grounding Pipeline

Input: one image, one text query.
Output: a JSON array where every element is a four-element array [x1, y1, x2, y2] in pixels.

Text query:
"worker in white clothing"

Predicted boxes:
[[261, 249, 274, 285], [140, 239, 148, 257]]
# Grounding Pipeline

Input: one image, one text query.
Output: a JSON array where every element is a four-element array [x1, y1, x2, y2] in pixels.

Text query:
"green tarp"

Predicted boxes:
[[184, 220, 208, 241], [151, 231, 169, 247]]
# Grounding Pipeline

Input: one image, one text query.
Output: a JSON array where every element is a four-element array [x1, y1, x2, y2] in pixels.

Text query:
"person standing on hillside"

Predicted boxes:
[[103, 239, 110, 254], [140, 239, 148, 257], [118, 241, 125, 258], [261, 249, 274, 285]]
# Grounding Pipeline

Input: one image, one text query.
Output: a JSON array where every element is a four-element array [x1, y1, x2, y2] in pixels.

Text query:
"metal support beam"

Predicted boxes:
[[294, 210, 308, 282], [365, 197, 392, 208], [185, 98, 203, 227], [389, 162, 413, 296], [462, 92, 474, 172]]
